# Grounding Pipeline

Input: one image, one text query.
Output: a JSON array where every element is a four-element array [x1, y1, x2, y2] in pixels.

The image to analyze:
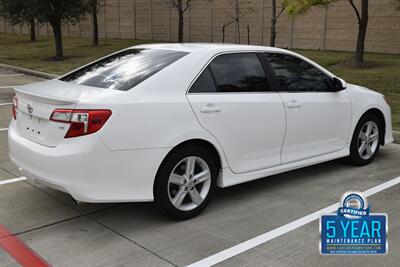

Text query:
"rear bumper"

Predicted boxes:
[[8, 121, 170, 202]]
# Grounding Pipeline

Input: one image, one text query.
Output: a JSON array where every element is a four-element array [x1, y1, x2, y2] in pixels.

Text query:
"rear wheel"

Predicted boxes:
[[349, 114, 382, 166], [154, 145, 218, 220]]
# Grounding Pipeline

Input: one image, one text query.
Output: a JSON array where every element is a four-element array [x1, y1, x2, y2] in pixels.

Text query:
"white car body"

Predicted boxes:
[[8, 43, 393, 203]]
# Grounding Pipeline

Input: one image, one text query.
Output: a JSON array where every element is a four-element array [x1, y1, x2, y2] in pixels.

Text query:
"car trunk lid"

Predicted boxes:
[[14, 80, 110, 147]]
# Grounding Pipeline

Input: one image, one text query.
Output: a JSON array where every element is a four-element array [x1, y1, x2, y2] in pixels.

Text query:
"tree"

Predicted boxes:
[[270, 0, 332, 47], [166, 0, 191, 42], [35, 0, 87, 60], [348, 0, 368, 63], [224, 0, 254, 43], [0, 0, 37, 41], [270, 0, 286, 47], [284, 0, 333, 14], [85, 0, 103, 46], [286, 0, 372, 64]]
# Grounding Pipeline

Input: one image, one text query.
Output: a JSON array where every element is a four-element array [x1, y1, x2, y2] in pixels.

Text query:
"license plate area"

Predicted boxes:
[[18, 112, 49, 143]]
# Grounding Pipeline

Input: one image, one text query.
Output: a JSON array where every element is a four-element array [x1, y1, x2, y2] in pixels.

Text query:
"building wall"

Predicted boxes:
[[0, 0, 399, 54]]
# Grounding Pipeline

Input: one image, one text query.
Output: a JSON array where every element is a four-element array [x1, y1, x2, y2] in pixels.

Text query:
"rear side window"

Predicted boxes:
[[210, 53, 270, 93], [189, 67, 217, 93], [60, 49, 188, 91], [264, 53, 333, 92], [189, 53, 270, 93]]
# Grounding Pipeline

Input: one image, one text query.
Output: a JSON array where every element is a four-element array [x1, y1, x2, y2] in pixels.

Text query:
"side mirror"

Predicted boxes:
[[331, 77, 347, 91]]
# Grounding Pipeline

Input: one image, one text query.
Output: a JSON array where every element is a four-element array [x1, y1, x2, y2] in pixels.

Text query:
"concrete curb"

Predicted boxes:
[[393, 130, 400, 144], [0, 63, 57, 79]]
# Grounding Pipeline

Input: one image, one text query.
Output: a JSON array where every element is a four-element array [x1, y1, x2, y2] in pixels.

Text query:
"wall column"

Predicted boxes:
[[132, 0, 136, 39], [188, 7, 192, 42], [103, 0, 107, 38], [117, 0, 121, 38], [209, 0, 214, 42], [260, 0, 265, 45], [288, 16, 294, 49], [320, 6, 328, 50], [149, 0, 153, 40]]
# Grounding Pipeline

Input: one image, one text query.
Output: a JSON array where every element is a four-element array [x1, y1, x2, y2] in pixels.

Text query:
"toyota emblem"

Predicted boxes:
[[27, 104, 33, 114]]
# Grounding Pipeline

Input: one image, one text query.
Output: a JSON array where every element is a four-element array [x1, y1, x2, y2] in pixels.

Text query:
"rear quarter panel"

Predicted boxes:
[[86, 51, 229, 168]]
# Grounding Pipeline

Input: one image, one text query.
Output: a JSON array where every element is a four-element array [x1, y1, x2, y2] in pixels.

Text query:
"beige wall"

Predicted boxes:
[[1, 0, 399, 54]]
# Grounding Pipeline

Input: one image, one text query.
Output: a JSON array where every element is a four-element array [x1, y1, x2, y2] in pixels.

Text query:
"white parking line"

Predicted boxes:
[[187, 175, 400, 267], [0, 103, 12, 106], [0, 177, 26, 186], [0, 74, 24, 77], [0, 86, 13, 89], [0, 128, 8, 132]]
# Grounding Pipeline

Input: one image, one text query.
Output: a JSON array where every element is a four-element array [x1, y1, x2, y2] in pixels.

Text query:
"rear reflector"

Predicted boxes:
[[50, 109, 112, 138], [12, 94, 18, 120]]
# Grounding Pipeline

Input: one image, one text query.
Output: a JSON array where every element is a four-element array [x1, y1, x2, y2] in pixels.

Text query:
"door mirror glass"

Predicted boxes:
[[332, 77, 347, 91]]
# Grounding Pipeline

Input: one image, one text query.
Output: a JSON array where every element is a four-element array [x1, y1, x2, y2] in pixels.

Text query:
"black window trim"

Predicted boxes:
[[260, 52, 336, 93], [187, 51, 278, 95]]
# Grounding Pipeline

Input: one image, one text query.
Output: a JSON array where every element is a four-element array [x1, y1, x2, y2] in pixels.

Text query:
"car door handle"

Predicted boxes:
[[200, 104, 222, 113], [286, 100, 302, 109]]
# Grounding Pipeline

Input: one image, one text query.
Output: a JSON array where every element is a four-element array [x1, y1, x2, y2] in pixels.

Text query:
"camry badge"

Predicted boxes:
[[27, 104, 33, 114]]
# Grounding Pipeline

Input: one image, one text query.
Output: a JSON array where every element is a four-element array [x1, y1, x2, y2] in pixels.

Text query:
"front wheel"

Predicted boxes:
[[154, 145, 218, 220], [349, 113, 382, 166]]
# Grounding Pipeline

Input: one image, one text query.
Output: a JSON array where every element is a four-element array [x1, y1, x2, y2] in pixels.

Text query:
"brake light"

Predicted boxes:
[[50, 109, 112, 138], [12, 94, 18, 120]]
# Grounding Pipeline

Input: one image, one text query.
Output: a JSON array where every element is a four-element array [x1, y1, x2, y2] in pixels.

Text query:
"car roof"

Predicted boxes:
[[133, 43, 289, 54], [131, 42, 336, 81]]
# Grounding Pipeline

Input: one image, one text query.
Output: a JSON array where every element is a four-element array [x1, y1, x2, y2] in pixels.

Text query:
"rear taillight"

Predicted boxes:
[[50, 109, 112, 138], [12, 94, 18, 120]]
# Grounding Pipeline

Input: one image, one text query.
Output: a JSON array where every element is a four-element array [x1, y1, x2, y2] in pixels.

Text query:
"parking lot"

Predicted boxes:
[[0, 68, 399, 267]]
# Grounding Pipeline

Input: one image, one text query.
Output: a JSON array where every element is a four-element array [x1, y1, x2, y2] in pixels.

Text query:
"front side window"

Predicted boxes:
[[264, 53, 333, 92], [192, 53, 270, 93], [61, 49, 188, 91]]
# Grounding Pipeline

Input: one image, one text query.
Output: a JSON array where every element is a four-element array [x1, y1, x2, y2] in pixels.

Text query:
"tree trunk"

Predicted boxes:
[[178, 11, 184, 42], [234, 0, 240, 44], [92, 3, 99, 46], [30, 17, 36, 42], [247, 24, 250, 44], [235, 18, 240, 44], [50, 19, 63, 60], [270, 0, 277, 47], [222, 24, 226, 43], [270, 20, 276, 47], [355, 0, 368, 63]]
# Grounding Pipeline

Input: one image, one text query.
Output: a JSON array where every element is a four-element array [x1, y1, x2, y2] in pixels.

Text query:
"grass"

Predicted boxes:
[[0, 33, 399, 130], [0, 33, 153, 74]]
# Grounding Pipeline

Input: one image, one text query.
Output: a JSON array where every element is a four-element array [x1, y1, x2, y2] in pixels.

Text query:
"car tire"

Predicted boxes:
[[154, 145, 218, 220], [348, 113, 382, 166]]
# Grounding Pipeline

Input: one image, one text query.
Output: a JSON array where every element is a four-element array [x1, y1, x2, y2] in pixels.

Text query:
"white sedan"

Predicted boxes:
[[9, 44, 393, 219]]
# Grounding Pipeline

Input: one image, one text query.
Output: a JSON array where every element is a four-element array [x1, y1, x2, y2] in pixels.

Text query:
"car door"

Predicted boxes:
[[263, 53, 352, 164], [187, 52, 286, 174]]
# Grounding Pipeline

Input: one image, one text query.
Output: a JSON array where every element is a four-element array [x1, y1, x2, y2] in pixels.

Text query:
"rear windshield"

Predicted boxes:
[[60, 49, 188, 91]]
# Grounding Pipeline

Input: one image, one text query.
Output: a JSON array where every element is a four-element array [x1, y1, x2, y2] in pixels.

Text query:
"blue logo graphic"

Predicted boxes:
[[320, 191, 388, 255]]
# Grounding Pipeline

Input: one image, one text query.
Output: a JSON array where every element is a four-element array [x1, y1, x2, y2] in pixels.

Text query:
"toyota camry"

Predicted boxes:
[[8, 43, 393, 219]]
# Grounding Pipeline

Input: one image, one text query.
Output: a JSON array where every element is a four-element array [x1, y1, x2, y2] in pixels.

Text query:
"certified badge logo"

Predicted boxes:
[[338, 192, 369, 219], [320, 191, 388, 255]]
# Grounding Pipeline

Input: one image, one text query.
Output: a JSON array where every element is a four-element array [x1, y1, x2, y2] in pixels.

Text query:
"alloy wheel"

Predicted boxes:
[[167, 156, 211, 211], [357, 121, 379, 160]]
